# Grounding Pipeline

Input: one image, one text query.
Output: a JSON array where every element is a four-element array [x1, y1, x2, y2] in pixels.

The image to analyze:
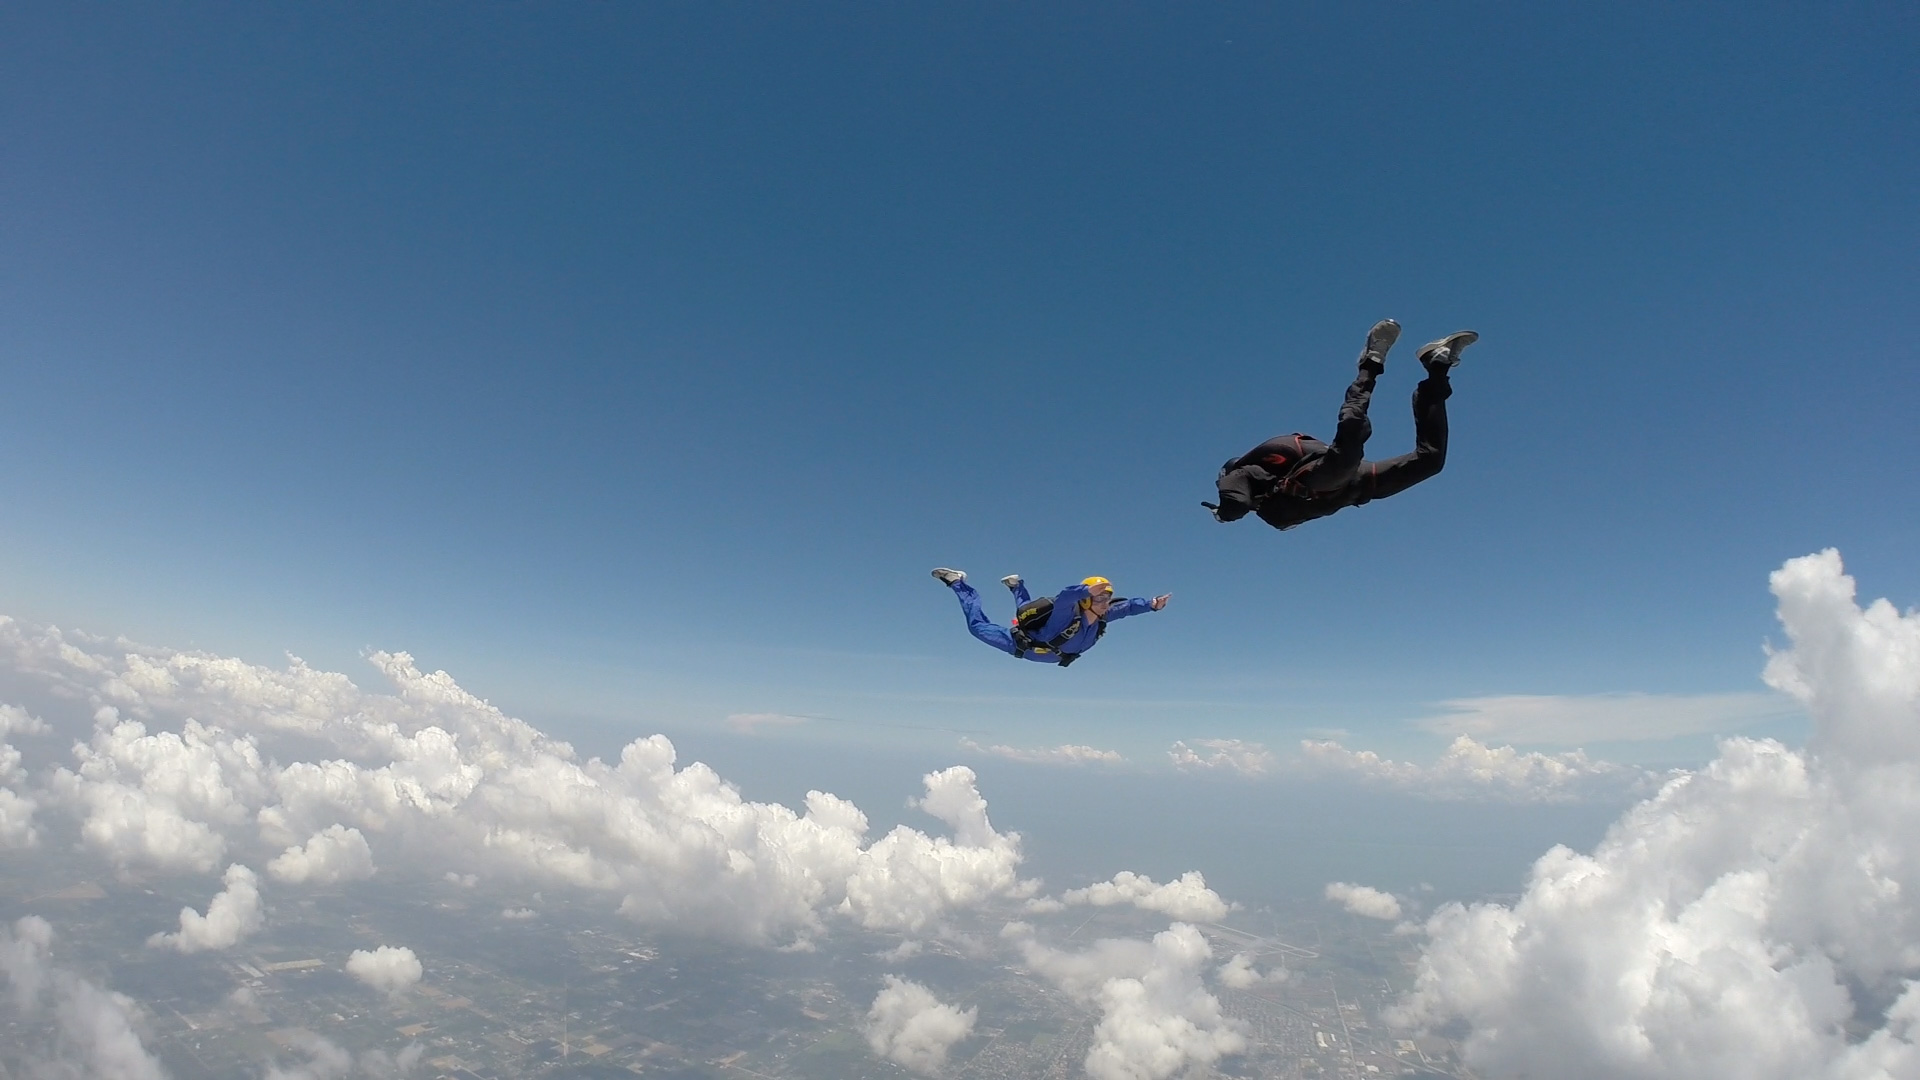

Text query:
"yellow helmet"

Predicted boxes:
[[1082, 576, 1113, 592]]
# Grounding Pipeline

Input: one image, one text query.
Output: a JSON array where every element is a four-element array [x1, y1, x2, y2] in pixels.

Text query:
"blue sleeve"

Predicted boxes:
[[1038, 585, 1091, 637], [1106, 597, 1156, 621]]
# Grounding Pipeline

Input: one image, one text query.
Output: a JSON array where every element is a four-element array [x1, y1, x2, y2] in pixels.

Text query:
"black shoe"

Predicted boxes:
[[1418, 330, 1478, 372]]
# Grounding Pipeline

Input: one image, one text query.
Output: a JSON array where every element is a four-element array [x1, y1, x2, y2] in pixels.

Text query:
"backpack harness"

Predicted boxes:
[[1258, 434, 1336, 501], [1009, 596, 1107, 668]]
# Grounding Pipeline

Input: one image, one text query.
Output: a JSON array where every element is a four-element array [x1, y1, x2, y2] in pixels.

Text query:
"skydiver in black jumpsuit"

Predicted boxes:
[[1205, 320, 1477, 532]]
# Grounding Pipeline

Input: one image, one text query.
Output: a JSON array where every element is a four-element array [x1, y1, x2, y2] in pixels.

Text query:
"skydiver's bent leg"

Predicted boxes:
[[1298, 362, 1377, 494], [1011, 581, 1032, 606], [1355, 372, 1451, 501], [950, 580, 1020, 656]]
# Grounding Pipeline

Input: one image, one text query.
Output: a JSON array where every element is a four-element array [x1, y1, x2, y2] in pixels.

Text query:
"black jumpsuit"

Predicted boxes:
[[1213, 362, 1452, 531]]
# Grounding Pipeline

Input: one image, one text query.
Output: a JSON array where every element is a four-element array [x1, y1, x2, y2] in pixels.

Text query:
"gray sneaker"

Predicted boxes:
[[1418, 330, 1479, 371], [1363, 318, 1401, 361], [931, 568, 966, 586], [1000, 574, 1023, 591]]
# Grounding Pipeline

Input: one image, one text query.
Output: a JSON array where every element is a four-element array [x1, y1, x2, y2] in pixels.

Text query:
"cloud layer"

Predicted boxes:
[[960, 738, 1124, 766], [0, 617, 1036, 946], [1414, 691, 1798, 744], [1393, 550, 1920, 1080], [1298, 733, 1655, 803], [1166, 739, 1273, 777]]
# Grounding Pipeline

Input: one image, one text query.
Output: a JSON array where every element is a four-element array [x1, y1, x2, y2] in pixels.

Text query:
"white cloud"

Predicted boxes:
[[0, 618, 1036, 946], [1167, 739, 1273, 777], [148, 863, 263, 953], [959, 738, 1124, 766], [46, 713, 271, 873], [1324, 881, 1401, 921], [1392, 550, 1920, 1080], [725, 712, 807, 734], [0, 915, 169, 1080], [268, 824, 375, 886], [1298, 734, 1655, 803], [1216, 952, 1286, 989], [0, 786, 36, 849], [1021, 923, 1247, 1080], [863, 975, 977, 1073], [0, 704, 42, 847], [0, 702, 50, 740], [1058, 871, 1232, 923], [1414, 691, 1798, 744], [264, 1029, 423, 1079], [838, 765, 1033, 934], [500, 908, 536, 920], [346, 945, 422, 997]]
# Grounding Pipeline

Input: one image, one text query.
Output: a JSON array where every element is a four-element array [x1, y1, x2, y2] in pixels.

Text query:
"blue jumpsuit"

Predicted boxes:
[[947, 580, 1157, 664]]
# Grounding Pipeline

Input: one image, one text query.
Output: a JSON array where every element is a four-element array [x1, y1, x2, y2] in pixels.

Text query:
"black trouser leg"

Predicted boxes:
[[1298, 365, 1376, 493], [1357, 373, 1451, 500]]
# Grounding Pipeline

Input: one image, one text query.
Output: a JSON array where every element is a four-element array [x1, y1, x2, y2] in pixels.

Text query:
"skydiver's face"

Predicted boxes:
[[1086, 590, 1113, 615]]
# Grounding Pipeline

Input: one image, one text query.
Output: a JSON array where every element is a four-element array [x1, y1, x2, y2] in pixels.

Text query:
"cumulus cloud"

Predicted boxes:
[[346, 946, 422, 996], [268, 824, 375, 885], [1393, 550, 1920, 1080], [1167, 739, 1273, 777], [838, 765, 1032, 934], [148, 863, 264, 953], [1021, 923, 1246, 1080], [0, 915, 169, 1080], [1298, 734, 1655, 803], [0, 618, 1035, 946], [0, 786, 38, 847], [500, 907, 536, 920], [1324, 881, 1401, 921], [46, 712, 270, 873], [1414, 691, 1798, 744], [959, 738, 1124, 766], [1058, 871, 1233, 922], [863, 975, 976, 1073], [1216, 952, 1286, 989], [0, 703, 49, 844]]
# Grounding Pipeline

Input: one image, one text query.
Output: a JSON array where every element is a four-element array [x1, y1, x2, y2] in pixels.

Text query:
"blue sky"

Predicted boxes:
[[2, 2, 1915, 770]]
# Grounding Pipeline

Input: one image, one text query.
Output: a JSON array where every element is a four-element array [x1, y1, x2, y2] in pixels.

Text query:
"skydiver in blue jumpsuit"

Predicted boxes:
[[930, 569, 1169, 668]]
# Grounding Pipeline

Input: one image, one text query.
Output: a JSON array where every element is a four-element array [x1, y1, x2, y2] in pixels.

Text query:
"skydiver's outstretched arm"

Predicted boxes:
[[1105, 595, 1170, 621]]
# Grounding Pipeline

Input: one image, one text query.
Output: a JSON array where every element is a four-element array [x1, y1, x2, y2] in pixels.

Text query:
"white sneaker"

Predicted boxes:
[[1000, 574, 1023, 591], [931, 568, 966, 586], [1363, 318, 1401, 360], [1418, 330, 1478, 370]]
